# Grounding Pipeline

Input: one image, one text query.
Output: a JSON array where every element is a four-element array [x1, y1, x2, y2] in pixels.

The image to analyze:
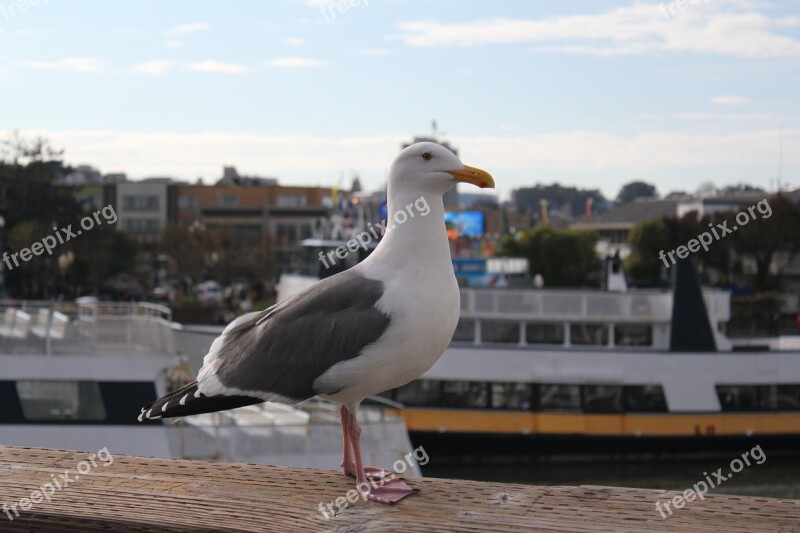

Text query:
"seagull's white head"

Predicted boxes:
[[388, 142, 495, 197]]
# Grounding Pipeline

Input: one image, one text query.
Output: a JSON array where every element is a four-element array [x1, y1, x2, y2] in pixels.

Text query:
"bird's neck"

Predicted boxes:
[[368, 190, 452, 269]]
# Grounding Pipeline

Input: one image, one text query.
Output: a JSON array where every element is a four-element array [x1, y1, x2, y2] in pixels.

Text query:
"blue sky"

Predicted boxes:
[[1, 0, 798, 199]]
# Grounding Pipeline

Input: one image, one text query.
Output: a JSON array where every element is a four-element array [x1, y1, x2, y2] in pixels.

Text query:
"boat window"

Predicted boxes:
[[395, 380, 441, 407], [758, 385, 800, 411], [583, 385, 623, 413], [776, 385, 800, 410], [758, 385, 778, 410], [441, 381, 489, 408], [716, 385, 758, 411], [614, 324, 653, 346], [16, 381, 106, 422], [452, 319, 475, 342], [481, 321, 520, 344], [490, 382, 534, 410], [624, 385, 668, 412], [539, 384, 581, 411], [526, 323, 564, 345], [570, 324, 608, 346]]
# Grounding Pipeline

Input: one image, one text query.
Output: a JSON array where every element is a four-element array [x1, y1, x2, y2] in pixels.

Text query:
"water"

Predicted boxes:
[[424, 454, 800, 499]]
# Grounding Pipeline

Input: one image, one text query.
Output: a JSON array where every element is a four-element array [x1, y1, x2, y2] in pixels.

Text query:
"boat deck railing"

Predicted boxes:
[[460, 286, 731, 323], [0, 300, 176, 356]]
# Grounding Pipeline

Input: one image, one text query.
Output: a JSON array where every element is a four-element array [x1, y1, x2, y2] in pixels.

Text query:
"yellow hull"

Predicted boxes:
[[388, 408, 800, 437]]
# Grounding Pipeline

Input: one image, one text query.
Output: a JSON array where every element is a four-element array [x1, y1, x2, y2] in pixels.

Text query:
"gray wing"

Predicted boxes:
[[209, 269, 391, 401]]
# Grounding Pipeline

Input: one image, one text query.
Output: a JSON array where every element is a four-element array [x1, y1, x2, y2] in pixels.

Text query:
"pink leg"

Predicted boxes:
[[340, 406, 354, 476], [340, 406, 391, 479], [346, 406, 415, 504]]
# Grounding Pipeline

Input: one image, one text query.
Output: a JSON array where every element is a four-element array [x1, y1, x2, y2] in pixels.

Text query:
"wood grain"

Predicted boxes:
[[1, 446, 798, 532]]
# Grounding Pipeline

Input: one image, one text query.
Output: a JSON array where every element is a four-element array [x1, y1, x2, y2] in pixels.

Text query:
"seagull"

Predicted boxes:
[[139, 142, 494, 503]]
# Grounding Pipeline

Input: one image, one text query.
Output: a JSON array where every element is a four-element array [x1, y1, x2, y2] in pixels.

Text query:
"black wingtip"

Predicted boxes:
[[139, 381, 263, 421]]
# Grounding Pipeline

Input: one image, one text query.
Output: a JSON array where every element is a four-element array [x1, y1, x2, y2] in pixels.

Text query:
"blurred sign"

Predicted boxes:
[[444, 211, 485, 238], [452, 257, 526, 287], [452, 259, 487, 275], [487, 257, 528, 274]]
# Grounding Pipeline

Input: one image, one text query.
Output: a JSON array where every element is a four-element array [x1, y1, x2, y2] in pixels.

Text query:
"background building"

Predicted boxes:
[[174, 178, 332, 276], [115, 179, 174, 243]]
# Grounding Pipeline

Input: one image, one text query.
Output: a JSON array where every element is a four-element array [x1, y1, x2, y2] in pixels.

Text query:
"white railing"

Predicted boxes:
[[459, 287, 731, 324], [0, 300, 176, 356]]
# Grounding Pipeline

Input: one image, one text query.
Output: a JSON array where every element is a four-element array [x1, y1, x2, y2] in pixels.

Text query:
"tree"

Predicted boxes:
[[663, 212, 732, 281], [0, 131, 64, 165], [159, 223, 274, 294], [68, 225, 137, 297], [729, 195, 800, 291], [0, 134, 85, 298], [695, 182, 717, 197], [626, 211, 734, 286], [205, 224, 273, 285], [497, 227, 601, 287], [720, 183, 766, 195], [160, 225, 209, 288], [625, 219, 671, 285], [616, 181, 658, 205], [0, 160, 81, 231], [5, 221, 53, 298], [512, 184, 607, 219], [624, 197, 800, 290]]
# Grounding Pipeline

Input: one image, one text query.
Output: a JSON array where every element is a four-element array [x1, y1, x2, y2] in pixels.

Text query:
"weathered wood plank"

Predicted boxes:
[[1, 446, 798, 532]]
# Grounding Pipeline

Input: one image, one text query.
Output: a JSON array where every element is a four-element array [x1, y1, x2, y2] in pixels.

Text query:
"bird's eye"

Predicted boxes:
[[421, 152, 433, 161]]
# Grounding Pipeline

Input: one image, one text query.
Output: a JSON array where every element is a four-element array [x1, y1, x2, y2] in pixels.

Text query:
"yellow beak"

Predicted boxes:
[[448, 165, 495, 189]]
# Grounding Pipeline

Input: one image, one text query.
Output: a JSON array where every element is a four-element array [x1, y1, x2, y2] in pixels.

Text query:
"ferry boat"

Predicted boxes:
[[0, 300, 419, 472], [279, 248, 800, 455]]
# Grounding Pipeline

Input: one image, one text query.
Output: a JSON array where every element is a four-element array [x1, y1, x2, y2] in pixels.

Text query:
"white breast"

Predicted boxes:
[[316, 266, 459, 407]]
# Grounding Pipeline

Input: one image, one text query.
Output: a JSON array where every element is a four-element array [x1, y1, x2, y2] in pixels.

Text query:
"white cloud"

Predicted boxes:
[[164, 22, 210, 36], [131, 60, 176, 76], [357, 48, 390, 56], [456, 130, 794, 170], [674, 112, 771, 121], [283, 37, 305, 46], [268, 57, 327, 68], [710, 95, 748, 106], [184, 60, 250, 74], [394, 2, 800, 57], [165, 39, 182, 48], [31, 130, 400, 183], [19, 57, 104, 73], [16, 128, 797, 198]]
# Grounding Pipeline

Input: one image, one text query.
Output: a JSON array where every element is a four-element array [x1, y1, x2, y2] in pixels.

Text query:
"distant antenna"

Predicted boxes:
[[778, 123, 784, 191], [431, 120, 438, 138]]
